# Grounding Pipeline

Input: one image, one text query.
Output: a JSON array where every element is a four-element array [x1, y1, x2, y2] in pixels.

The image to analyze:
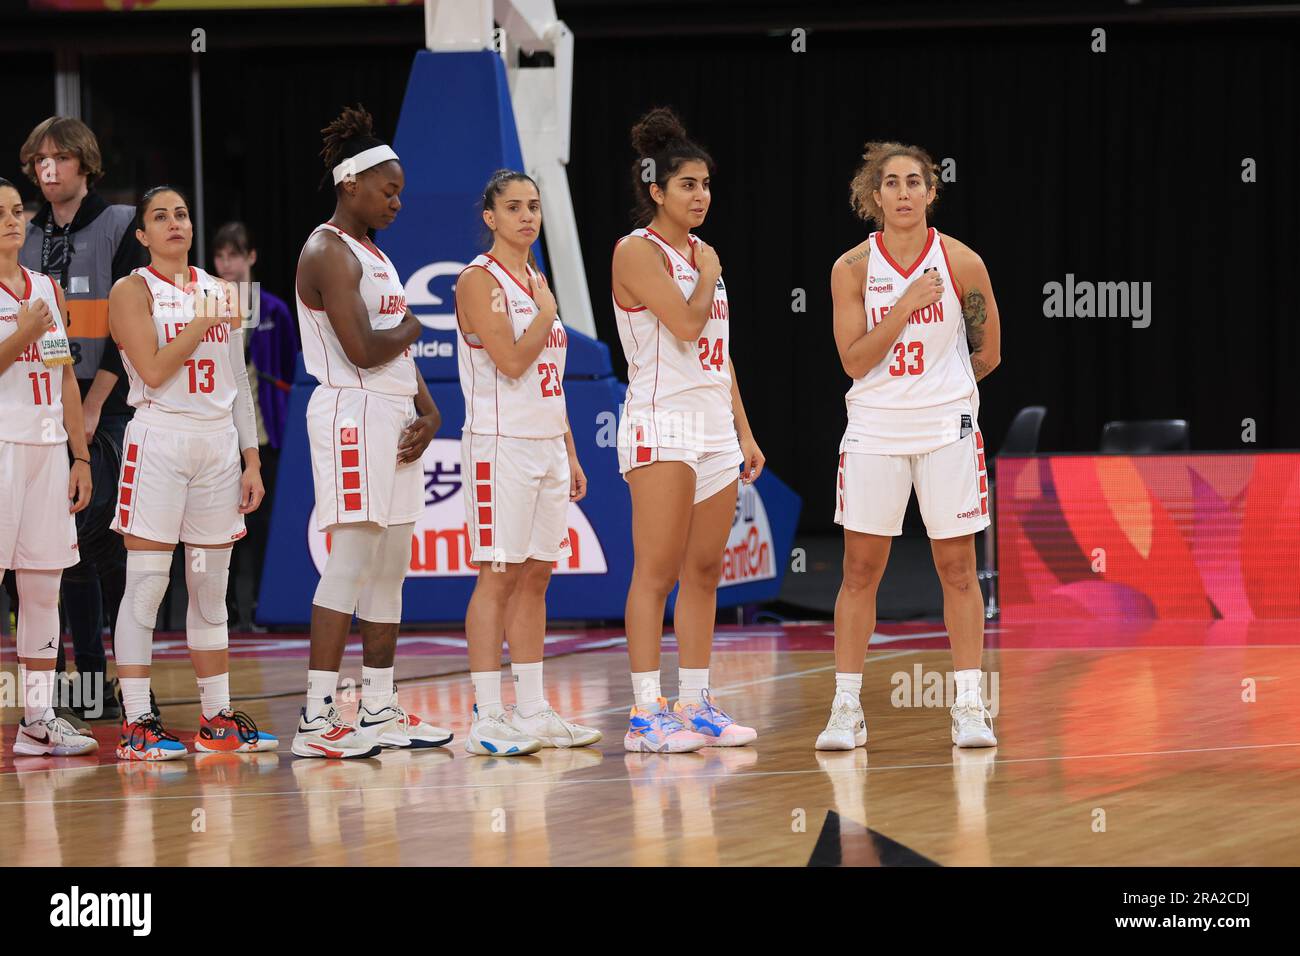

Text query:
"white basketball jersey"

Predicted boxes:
[[612, 228, 735, 452], [0, 268, 68, 444], [456, 253, 568, 439], [842, 228, 978, 455], [120, 265, 238, 423], [296, 223, 416, 397]]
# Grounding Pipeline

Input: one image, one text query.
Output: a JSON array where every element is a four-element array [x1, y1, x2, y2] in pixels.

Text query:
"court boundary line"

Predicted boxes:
[[4, 739, 1299, 809]]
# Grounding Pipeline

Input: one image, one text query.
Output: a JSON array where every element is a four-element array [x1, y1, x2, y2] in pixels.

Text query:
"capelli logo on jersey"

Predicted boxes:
[[373, 271, 390, 281], [868, 281, 894, 294]]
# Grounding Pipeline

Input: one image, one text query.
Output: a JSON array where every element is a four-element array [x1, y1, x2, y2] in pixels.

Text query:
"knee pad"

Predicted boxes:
[[313, 523, 383, 616], [115, 550, 173, 668], [185, 546, 231, 651], [15, 569, 62, 661], [356, 523, 412, 624]]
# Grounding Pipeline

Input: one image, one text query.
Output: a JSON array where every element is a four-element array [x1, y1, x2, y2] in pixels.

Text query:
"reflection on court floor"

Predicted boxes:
[[2, 620, 1299, 866]]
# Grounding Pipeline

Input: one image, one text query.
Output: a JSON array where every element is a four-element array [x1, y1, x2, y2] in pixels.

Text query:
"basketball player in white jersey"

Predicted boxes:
[[455, 170, 601, 755], [611, 108, 763, 752], [818, 142, 1002, 751], [0, 176, 97, 757], [108, 185, 277, 760], [291, 105, 452, 758]]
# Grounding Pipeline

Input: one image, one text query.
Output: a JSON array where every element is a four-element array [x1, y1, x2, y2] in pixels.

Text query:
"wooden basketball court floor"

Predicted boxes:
[[2, 619, 1299, 867]]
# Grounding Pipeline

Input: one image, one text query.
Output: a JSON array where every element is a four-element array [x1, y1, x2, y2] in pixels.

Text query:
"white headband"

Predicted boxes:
[[332, 144, 399, 185]]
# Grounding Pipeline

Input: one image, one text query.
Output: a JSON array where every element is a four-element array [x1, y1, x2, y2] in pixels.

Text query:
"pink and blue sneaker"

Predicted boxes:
[[624, 697, 709, 753], [674, 689, 757, 747]]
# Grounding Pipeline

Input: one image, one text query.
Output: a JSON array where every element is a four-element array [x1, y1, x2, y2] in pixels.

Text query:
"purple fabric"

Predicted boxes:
[[249, 289, 300, 449]]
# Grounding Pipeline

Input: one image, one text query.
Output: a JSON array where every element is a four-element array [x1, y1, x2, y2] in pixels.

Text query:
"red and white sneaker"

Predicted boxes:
[[291, 696, 381, 759], [15, 716, 99, 757], [388, 692, 453, 748]]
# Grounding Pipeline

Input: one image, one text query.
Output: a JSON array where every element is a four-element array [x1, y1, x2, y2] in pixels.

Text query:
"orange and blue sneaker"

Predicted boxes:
[[623, 696, 709, 753], [116, 714, 188, 762], [673, 689, 757, 747], [194, 709, 278, 753]]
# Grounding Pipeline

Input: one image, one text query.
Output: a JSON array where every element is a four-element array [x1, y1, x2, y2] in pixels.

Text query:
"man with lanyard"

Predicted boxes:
[[18, 116, 146, 724]]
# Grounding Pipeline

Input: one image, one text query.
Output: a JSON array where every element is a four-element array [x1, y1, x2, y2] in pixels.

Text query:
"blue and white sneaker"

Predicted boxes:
[[674, 689, 757, 747], [465, 704, 542, 756]]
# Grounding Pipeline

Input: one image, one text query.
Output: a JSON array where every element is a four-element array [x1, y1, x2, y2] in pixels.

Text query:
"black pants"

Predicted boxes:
[[228, 443, 279, 628], [56, 413, 130, 677]]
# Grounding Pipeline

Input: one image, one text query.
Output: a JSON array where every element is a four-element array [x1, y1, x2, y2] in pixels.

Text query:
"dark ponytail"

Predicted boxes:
[[628, 107, 713, 227]]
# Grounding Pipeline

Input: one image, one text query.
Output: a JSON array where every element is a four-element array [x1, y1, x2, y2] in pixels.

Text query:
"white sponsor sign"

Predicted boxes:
[[719, 480, 776, 587], [404, 261, 468, 331], [307, 438, 606, 576]]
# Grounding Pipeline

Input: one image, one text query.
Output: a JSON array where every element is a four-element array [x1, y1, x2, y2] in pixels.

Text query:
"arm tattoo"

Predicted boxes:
[[963, 287, 987, 352], [842, 247, 869, 267], [970, 354, 994, 382]]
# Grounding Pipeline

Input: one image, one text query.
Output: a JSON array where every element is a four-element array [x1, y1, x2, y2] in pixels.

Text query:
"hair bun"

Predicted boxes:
[[630, 107, 688, 156]]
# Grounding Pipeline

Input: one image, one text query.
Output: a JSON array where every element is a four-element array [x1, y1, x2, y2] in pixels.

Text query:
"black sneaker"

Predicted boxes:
[[79, 674, 122, 722]]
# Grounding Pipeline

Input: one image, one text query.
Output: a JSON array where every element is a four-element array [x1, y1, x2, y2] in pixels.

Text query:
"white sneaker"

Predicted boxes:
[[14, 716, 98, 756], [291, 697, 382, 759], [355, 700, 407, 748], [509, 704, 602, 748], [383, 692, 453, 749], [815, 692, 868, 751], [465, 705, 542, 756], [950, 698, 997, 748]]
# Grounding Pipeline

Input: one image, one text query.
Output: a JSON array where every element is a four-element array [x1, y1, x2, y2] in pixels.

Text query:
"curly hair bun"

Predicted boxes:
[[630, 107, 688, 156]]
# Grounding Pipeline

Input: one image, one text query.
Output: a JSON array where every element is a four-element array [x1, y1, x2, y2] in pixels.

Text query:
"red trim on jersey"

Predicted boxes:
[[611, 236, 648, 311], [326, 222, 384, 261], [645, 228, 696, 272], [874, 228, 935, 279], [938, 235, 965, 301], [0, 268, 33, 303], [652, 321, 660, 447], [331, 390, 342, 525], [484, 254, 536, 301], [145, 265, 197, 290], [306, 302, 334, 387], [455, 264, 500, 350]]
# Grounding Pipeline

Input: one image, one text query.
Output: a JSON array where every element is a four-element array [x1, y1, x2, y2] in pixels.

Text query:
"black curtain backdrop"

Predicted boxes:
[[563, 18, 1298, 531], [5, 11, 1294, 535]]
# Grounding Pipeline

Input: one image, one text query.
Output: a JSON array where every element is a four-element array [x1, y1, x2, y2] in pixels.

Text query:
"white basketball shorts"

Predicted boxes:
[[0, 441, 79, 569], [462, 432, 572, 565], [834, 428, 990, 539], [307, 386, 424, 532]]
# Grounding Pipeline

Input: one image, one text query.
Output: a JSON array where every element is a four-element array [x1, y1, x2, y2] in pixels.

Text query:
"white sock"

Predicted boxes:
[[511, 661, 546, 717], [471, 670, 503, 717], [678, 666, 709, 700], [835, 672, 863, 699], [196, 673, 230, 720], [361, 665, 394, 713], [22, 665, 55, 723], [631, 669, 661, 711], [306, 669, 339, 721], [120, 676, 153, 724], [954, 668, 983, 706]]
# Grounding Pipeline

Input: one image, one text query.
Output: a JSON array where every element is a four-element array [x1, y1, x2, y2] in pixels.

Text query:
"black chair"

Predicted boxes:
[[980, 405, 1048, 619], [1100, 419, 1190, 453]]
